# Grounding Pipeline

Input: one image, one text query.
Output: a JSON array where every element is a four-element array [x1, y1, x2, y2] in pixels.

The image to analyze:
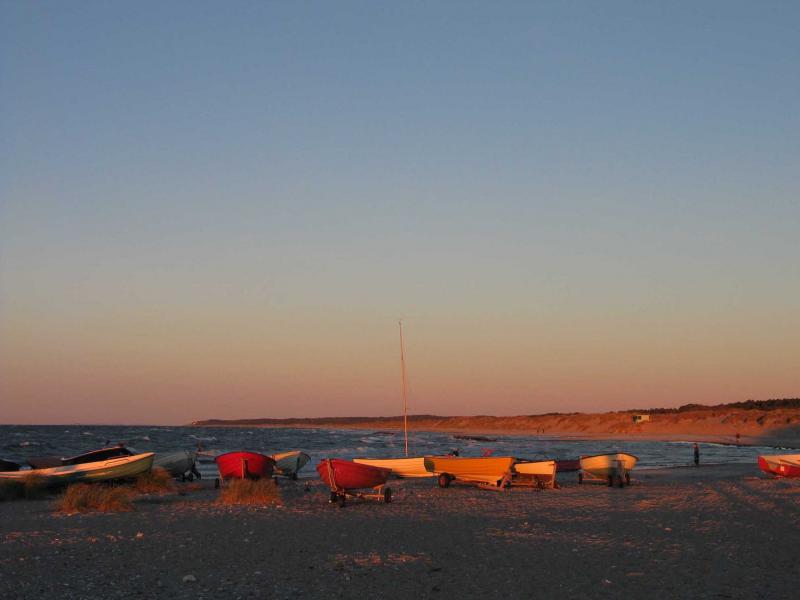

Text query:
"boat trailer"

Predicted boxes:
[[578, 460, 630, 487]]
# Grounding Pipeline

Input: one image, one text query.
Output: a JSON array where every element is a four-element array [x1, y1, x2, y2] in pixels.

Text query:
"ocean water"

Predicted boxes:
[[0, 425, 779, 478]]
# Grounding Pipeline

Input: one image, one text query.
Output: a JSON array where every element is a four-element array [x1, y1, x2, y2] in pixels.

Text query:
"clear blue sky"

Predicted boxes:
[[1, 2, 798, 423]]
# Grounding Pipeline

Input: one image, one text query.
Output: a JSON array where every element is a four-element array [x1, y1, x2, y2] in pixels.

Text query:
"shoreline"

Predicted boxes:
[[186, 422, 800, 449]]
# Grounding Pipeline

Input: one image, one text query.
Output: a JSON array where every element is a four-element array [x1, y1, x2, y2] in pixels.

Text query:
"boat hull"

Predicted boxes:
[[154, 450, 196, 477], [215, 452, 275, 480], [271, 451, 311, 478], [353, 457, 432, 478], [579, 453, 638, 479], [424, 456, 515, 486], [758, 454, 800, 477], [513, 460, 557, 487], [317, 459, 391, 491], [0, 453, 154, 486]]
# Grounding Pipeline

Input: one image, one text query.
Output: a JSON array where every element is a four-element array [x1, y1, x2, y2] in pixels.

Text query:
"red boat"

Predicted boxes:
[[215, 451, 275, 480], [758, 454, 800, 478], [317, 458, 392, 506]]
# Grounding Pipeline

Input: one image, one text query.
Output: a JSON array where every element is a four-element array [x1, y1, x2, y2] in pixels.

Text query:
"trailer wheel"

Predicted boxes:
[[329, 491, 338, 504], [438, 474, 452, 488], [383, 487, 392, 504], [607, 475, 614, 487], [291, 473, 298, 481], [577, 472, 583, 484], [625, 472, 631, 486], [336, 494, 346, 508]]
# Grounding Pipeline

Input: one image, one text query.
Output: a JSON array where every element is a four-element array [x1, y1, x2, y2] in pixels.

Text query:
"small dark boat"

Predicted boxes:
[[555, 459, 580, 472], [317, 459, 392, 505], [0, 458, 21, 472], [214, 451, 275, 480], [28, 445, 133, 470], [453, 434, 497, 442]]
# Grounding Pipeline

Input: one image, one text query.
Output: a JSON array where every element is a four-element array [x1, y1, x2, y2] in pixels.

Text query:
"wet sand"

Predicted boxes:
[[1, 464, 798, 599]]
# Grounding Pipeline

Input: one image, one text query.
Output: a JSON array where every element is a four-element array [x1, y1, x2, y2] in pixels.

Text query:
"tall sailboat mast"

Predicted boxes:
[[399, 319, 409, 456]]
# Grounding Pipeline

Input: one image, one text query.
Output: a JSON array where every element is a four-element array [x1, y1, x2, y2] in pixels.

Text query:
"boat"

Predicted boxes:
[[27, 445, 133, 470], [353, 457, 432, 478], [271, 450, 311, 479], [579, 453, 638, 486], [154, 450, 199, 479], [317, 458, 392, 505], [453, 434, 497, 442], [424, 456, 516, 487], [513, 460, 557, 488], [758, 454, 800, 478], [0, 452, 155, 486], [214, 451, 275, 480]]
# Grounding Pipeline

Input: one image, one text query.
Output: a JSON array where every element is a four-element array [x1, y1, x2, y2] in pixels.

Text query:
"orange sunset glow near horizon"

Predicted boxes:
[[2, 4, 799, 425]]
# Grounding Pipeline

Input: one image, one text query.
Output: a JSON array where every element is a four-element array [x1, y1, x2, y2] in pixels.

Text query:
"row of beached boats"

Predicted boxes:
[[0, 445, 311, 487]]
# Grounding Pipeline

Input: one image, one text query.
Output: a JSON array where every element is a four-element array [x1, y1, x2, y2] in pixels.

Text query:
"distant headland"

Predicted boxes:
[[190, 398, 800, 447]]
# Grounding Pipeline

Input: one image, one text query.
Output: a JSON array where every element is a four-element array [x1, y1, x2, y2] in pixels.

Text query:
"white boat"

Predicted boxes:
[[579, 453, 638, 486], [353, 457, 432, 478], [154, 450, 197, 478], [0, 452, 155, 486], [513, 460, 557, 488], [271, 450, 311, 479]]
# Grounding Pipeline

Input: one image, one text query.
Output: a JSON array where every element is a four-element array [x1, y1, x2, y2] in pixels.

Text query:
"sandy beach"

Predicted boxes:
[[1, 464, 798, 599]]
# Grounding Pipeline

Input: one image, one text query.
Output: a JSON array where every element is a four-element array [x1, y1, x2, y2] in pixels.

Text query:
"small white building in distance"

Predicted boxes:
[[632, 414, 651, 424]]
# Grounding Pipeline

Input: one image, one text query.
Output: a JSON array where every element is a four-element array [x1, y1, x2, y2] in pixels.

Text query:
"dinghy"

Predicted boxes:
[[579, 453, 638, 486], [353, 457, 432, 478], [758, 454, 800, 478], [28, 445, 133, 470], [0, 452, 154, 486], [424, 456, 516, 488], [513, 460, 557, 488], [154, 450, 198, 479], [317, 458, 392, 506], [271, 450, 311, 479], [0, 458, 21, 472], [214, 451, 275, 480]]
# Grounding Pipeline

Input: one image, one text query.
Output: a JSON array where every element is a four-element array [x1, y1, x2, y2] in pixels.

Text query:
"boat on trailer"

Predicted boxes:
[[0, 453, 154, 486], [214, 451, 275, 481], [271, 451, 311, 479], [513, 460, 557, 489], [579, 453, 638, 487], [317, 459, 392, 506], [352, 457, 432, 478], [758, 454, 800, 478], [424, 456, 516, 488]]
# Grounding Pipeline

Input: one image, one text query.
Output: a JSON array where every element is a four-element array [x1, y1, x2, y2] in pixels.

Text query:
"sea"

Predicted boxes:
[[0, 425, 781, 478]]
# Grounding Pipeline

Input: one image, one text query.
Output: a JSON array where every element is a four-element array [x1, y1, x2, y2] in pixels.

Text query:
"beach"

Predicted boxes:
[[1, 464, 797, 599]]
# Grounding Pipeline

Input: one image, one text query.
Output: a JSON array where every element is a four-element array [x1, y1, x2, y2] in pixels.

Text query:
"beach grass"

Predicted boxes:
[[0, 474, 49, 501], [133, 467, 176, 494], [218, 478, 281, 506], [57, 483, 133, 514]]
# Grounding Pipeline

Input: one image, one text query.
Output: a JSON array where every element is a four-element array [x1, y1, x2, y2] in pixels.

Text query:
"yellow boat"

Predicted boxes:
[[424, 456, 516, 487], [0, 452, 155, 486], [578, 453, 638, 486], [513, 460, 557, 488], [353, 457, 432, 478]]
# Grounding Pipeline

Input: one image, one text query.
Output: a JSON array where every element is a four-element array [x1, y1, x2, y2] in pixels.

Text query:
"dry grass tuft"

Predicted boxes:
[[133, 467, 176, 494], [218, 478, 281, 506], [57, 483, 133, 514], [0, 474, 50, 501]]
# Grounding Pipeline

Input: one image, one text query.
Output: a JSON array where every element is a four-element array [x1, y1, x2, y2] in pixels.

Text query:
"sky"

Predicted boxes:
[[1, 1, 798, 424]]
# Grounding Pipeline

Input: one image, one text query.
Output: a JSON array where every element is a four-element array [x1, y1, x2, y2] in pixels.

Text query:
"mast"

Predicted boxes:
[[399, 319, 409, 456]]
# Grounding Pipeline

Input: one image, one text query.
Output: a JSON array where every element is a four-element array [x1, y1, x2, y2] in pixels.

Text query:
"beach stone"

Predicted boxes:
[[183, 575, 197, 583]]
